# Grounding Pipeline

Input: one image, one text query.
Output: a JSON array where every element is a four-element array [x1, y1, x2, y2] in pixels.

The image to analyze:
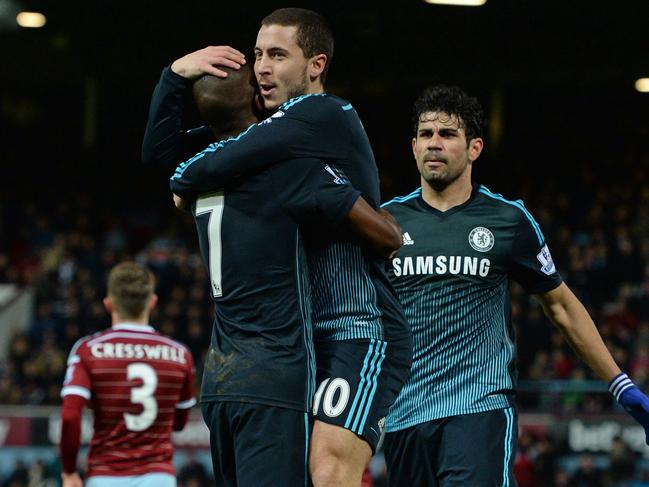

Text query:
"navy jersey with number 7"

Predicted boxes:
[[189, 157, 360, 411]]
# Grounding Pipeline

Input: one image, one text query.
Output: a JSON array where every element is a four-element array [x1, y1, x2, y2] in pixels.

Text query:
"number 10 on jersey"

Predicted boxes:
[[196, 192, 225, 298]]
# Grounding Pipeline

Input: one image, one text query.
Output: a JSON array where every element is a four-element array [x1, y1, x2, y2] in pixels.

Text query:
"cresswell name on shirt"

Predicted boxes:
[[392, 255, 491, 277], [90, 342, 187, 364]]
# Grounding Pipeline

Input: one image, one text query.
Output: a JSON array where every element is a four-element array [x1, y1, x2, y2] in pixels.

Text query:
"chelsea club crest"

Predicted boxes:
[[469, 227, 495, 252]]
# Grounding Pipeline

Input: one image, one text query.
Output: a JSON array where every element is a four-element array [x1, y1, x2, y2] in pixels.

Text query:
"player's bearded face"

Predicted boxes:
[[412, 112, 473, 190], [254, 24, 310, 111]]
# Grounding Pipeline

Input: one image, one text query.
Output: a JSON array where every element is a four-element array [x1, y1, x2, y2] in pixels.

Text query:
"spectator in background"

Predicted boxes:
[[514, 431, 539, 487], [27, 459, 56, 487], [569, 455, 605, 487], [1, 460, 28, 487], [632, 469, 649, 487], [177, 454, 211, 487], [609, 435, 637, 485]]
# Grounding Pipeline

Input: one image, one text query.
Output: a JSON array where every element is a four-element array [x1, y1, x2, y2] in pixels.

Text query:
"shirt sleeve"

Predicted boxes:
[[142, 67, 214, 169], [170, 95, 349, 198], [510, 211, 563, 294], [176, 347, 197, 410], [59, 340, 89, 474], [61, 342, 92, 400], [60, 395, 85, 473], [276, 159, 361, 227]]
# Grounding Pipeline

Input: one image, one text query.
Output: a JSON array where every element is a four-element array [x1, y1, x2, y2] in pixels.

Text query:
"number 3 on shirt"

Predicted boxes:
[[124, 363, 158, 431], [196, 192, 225, 298]]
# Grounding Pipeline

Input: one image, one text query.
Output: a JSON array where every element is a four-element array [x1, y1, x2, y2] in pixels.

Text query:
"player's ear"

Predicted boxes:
[[149, 293, 158, 311], [411, 137, 417, 158], [308, 54, 327, 82], [468, 137, 483, 162], [103, 297, 113, 313]]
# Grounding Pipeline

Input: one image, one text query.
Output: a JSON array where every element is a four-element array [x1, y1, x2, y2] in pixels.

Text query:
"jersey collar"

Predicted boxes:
[[417, 183, 479, 217], [112, 323, 155, 332]]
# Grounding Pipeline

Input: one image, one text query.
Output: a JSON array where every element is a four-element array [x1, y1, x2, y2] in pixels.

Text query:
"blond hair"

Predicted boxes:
[[107, 262, 155, 319]]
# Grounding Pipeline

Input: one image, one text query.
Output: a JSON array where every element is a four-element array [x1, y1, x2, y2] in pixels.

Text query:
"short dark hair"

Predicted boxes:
[[413, 85, 485, 142], [107, 262, 155, 319], [261, 8, 334, 83], [192, 64, 256, 129]]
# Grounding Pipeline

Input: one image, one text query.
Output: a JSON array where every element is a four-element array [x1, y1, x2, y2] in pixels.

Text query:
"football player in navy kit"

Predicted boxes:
[[169, 64, 402, 486], [381, 84, 649, 486], [153, 9, 412, 487]]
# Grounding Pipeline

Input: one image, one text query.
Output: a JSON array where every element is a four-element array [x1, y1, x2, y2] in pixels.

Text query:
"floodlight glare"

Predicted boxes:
[[16, 11, 46, 28], [635, 78, 649, 93], [424, 0, 487, 6]]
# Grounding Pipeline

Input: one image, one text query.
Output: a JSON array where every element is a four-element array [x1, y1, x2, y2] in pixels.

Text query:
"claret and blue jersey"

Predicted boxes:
[[382, 184, 562, 431]]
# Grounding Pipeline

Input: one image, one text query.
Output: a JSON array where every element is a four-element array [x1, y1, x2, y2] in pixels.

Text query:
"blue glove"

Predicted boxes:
[[610, 372, 649, 445]]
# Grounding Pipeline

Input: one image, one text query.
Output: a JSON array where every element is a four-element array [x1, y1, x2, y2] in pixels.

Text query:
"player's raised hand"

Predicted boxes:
[[610, 372, 649, 445], [171, 46, 246, 79]]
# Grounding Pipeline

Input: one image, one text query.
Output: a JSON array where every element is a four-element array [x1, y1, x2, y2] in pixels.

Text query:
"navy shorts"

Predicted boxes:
[[201, 401, 311, 487], [312, 337, 412, 452], [383, 407, 518, 487]]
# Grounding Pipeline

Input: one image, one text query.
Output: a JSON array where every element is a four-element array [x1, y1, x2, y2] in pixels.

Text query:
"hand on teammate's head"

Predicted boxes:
[[171, 46, 246, 80]]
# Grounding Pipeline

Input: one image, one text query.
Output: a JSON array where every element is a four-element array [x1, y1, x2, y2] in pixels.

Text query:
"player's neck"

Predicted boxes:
[[210, 116, 258, 141], [111, 312, 149, 328], [420, 176, 473, 212], [306, 80, 324, 95]]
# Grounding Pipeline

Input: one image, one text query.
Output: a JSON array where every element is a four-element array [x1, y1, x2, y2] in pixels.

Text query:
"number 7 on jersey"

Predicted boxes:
[[196, 192, 225, 298]]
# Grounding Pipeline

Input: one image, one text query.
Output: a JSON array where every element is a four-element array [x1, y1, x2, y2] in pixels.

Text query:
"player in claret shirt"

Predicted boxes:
[[59, 262, 196, 487], [381, 85, 649, 486]]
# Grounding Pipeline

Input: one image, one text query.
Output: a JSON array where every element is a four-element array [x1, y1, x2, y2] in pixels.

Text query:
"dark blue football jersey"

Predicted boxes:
[[170, 94, 410, 343], [382, 185, 562, 431], [173, 159, 360, 411]]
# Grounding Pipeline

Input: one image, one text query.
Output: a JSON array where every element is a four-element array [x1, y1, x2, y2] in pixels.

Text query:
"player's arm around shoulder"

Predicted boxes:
[[280, 94, 352, 143], [346, 200, 403, 259]]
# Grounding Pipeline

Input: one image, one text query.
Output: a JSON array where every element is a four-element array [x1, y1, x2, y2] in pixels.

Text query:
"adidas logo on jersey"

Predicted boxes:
[[402, 232, 414, 245]]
